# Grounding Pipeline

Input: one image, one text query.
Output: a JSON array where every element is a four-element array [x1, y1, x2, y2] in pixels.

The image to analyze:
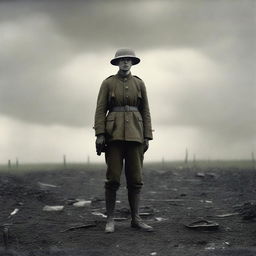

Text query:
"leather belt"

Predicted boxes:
[[110, 105, 139, 112]]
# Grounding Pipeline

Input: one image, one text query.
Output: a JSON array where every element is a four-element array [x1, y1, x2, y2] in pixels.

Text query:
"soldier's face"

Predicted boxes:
[[118, 58, 132, 72]]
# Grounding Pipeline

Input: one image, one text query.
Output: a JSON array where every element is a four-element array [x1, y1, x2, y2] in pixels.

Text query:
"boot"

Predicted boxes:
[[128, 190, 153, 232], [105, 189, 116, 233]]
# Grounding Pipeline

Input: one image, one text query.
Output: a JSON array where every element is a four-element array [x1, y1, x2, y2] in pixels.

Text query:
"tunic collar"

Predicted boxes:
[[116, 71, 132, 81]]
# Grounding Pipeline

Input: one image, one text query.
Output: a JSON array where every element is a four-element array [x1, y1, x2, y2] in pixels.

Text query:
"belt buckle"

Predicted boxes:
[[124, 105, 129, 111]]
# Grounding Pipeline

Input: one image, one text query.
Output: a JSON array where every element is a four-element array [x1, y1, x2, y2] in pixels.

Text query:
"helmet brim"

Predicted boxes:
[[110, 56, 140, 66]]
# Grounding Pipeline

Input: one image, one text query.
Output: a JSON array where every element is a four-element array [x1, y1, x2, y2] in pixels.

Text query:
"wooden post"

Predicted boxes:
[[8, 160, 11, 169], [184, 148, 188, 164], [252, 152, 255, 170], [87, 155, 90, 165], [193, 154, 196, 167], [63, 155, 66, 168], [161, 157, 165, 170], [16, 158, 19, 168]]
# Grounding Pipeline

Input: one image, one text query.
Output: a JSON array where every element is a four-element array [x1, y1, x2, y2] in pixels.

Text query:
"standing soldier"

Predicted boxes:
[[94, 49, 153, 233]]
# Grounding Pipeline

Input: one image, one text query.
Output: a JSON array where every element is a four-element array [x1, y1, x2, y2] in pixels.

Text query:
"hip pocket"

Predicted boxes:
[[105, 118, 115, 136]]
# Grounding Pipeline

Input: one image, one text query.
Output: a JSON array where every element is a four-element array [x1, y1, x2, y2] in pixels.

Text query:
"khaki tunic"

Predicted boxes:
[[94, 72, 153, 143]]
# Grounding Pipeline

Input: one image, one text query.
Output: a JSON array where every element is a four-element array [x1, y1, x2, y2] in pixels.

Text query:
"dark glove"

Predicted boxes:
[[96, 134, 106, 156], [143, 138, 149, 153]]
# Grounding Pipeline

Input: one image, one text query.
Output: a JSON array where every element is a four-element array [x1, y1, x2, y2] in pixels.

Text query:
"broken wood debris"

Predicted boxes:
[[73, 200, 91, 207], [91, 212, 107, 218], [155, 217, 168, 222], [216, 213, 239, 218], [143, 199, 184, 202], [61, 223, 97, 232], [43, 205, 64, 212], [8, 208, 19, 219], [38, 182, 59, 189], [185, 219, 219, 230]]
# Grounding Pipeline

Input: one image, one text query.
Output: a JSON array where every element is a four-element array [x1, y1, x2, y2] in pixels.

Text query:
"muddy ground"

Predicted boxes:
[[1, 164, 256, 256]]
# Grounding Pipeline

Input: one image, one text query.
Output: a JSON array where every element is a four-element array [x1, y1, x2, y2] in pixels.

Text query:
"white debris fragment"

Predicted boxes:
[[200, 200, 213, 204], [196, 172, 205, 177], [155, 217, 168, 222], [216, 213, 239, 218], [150, 252, 157, 256], [91, 212, 107, 218], [205, 243, 216, 250], [9, 208, 19, 217], [73, 200, 91, 207], [38, 182, 58, 189], [43, 205, 64, 211]]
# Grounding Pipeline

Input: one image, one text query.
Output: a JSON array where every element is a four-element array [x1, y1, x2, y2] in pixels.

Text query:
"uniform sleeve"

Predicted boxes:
[[94, 81, 108, 136], [140, 81, 153, 140]]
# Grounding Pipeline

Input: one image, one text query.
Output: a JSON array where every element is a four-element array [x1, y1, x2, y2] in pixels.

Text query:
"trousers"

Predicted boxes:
[[104, 141, 144, 191]]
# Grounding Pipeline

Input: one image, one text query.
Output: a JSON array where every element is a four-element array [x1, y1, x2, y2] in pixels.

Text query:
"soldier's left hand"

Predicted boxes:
[[143, 138, 149, 153]]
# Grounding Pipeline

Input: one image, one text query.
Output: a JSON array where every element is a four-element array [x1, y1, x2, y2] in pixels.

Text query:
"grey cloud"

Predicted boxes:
[[0, 0, 255, 131]]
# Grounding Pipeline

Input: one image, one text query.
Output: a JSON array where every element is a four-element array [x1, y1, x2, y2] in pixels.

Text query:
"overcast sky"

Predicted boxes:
[[0, 0, 255, 163]]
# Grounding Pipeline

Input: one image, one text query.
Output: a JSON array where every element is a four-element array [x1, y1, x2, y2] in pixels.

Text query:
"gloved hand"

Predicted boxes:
[[143, 138, 149, 153], [96, 134, 106, 156]]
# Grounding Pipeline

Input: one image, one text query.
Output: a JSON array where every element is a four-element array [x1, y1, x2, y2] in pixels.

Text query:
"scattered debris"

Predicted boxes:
[[200, 200, 213, 204], [155, 217, 168, 222], [196, 172, 205, 178], [216, 213, 239, 218], [91, 212, 107, 218], [43, 205, 64, 212], [205, 242, 216, 250], [61, 223, 97, 232], [185, 219, 219, 230], [38, 182, 59, 189], [150, 252, 157, 256], [8, 208, 19, 218], [139, 212, 154, 217], [73, 200, 91, 207], [144, 199, 184, 202]]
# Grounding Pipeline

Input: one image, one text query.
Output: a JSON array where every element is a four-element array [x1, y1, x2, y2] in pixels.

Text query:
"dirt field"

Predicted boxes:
[[1, 163, 256, 256]]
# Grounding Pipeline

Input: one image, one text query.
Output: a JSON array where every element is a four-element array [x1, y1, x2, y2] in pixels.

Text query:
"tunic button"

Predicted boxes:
[[125, 87, 128, 89], [126, 95, 129, 98], [126, 120, 129, 122]]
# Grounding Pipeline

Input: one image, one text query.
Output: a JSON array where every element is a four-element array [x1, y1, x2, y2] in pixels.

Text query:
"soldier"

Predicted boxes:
[[94, 49, 153, 233]]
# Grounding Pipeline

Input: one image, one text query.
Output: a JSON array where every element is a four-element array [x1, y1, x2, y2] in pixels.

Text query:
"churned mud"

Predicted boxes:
[[1, 164, 256, 256]]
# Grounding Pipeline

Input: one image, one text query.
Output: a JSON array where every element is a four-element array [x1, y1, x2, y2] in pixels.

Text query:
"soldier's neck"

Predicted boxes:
[[118, 70, 131, 77]]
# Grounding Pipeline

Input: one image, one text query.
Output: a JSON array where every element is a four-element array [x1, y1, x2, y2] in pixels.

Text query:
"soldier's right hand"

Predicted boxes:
[[96, 134, 105, 155]]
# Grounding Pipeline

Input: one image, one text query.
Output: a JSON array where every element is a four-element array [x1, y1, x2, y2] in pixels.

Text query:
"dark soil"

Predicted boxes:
[[1, 165, 256, 256]]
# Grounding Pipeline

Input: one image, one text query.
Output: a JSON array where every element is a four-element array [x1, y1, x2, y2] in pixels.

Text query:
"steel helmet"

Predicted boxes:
[[110, 48, 140, 66]]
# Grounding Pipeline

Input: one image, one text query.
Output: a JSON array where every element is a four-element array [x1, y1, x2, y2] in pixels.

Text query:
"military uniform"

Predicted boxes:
[[94, 48, 154, 233], [94, 72, 153, 190]]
